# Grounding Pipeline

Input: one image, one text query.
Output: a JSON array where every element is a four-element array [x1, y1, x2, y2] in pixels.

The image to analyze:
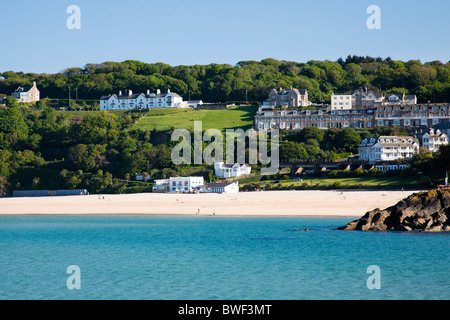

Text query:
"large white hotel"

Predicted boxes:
[[100, 89, 201, 110]]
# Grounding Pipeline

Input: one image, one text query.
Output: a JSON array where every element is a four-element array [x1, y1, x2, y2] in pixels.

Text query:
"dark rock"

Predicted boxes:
[[339, 189, 450, 232]]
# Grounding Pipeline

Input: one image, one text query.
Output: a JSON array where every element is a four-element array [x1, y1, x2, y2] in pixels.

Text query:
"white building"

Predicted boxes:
[[205, 181, 239, 194], [214, 162, 251, 178], [152, 176, 204, 193], [12, 81, 40, 102], [100, 89, 186, 110], [422, 129, 449, 153], [330, 93, 352, 110], [358, 136, 419, 164]]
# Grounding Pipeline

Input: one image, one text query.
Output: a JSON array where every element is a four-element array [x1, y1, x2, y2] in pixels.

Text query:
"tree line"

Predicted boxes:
[[1, 56, 449, 104]]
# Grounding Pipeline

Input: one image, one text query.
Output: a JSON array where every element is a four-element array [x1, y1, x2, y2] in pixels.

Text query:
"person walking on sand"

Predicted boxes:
[[213, 209, 215, 216]]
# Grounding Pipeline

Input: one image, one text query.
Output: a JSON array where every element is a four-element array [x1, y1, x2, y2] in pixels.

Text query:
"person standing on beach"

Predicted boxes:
[[213, 209, 215, 216]]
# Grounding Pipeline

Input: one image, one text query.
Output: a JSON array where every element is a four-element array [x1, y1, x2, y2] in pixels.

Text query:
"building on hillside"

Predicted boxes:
[[375, 103, 450, 127], [268, 87, 309, 107], [330, 93, 352, 110], [152, 176, 204, 193], [421, 128, 449, 153], [433, 121, 450, 138], [205, 181, 239, 194], [11, 81, 40, 102], [187, 100, 204, 108], [358, 136, 419, 164], [349, 88, 384, 109], [383, 92, 417, 105], [255, 108, 375, 130], [214, 162, 251, 178], [100, 89, 186, 110]]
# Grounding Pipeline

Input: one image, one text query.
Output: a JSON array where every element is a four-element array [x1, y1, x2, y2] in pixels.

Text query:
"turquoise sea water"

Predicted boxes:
[[0, 215, 448, 300]]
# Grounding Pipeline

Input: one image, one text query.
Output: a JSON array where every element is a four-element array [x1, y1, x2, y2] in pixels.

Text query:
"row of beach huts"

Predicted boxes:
[[12, 189, 89, 197]]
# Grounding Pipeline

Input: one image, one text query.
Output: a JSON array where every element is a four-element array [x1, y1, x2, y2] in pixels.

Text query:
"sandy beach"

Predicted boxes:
[[0, 190, 420, 217]]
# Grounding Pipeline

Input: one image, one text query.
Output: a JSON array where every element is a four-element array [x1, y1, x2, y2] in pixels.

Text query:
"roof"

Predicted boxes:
[[206, 182, 237, 188], [360, 136, 418, 148], [271, 87, 307, 96], [217, 163, 248, 168], [434, 122, 450, 130], [15, 86, 32, 93]]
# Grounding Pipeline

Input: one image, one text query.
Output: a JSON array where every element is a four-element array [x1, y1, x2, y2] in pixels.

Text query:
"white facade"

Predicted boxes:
[[100, 89, 186, 111], [359, 136, 419, 164], [206, 182, 239, 194], [152, 176, 204, 193], [331, 94, 352, 110], [422, 129, 449, 153], [214, 162, 251, 178]]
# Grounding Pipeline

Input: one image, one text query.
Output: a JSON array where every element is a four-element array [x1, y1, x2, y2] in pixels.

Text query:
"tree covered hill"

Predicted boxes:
[[1, 56, 449, 103]]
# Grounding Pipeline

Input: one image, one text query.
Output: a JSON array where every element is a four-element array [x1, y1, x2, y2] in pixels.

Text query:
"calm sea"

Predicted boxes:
[[0, 215, 448, 300]]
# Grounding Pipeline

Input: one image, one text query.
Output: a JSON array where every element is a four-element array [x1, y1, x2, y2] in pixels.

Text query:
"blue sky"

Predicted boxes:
[[1, 0, 449, 74]]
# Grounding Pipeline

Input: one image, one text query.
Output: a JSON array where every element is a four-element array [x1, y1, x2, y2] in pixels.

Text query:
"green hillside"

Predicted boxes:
[[131, 106, 258, 132]]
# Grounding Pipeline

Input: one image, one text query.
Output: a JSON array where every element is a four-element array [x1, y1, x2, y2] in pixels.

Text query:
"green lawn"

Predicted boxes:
[[131, 106, 258, 132], [286, 176, 419, 187], [243, 175, 425, 189]]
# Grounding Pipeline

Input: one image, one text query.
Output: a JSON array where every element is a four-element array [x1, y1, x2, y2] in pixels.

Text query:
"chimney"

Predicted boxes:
[[147, 90, 150, 95], [167, 88, 170, 93], [129, 89, 133, 96], [32, 81, 36, 87], [119, 90, 122, 95], [157, 89, 161, 95]]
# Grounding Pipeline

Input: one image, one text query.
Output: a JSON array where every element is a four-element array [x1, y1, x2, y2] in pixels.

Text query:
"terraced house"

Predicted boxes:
[[375, 103, 450, 127], [255, 108, 375, 130], [100, 89, 185, 110]]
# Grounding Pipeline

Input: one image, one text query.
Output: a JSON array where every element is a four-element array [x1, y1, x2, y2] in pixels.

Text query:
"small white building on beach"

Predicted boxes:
[[205, 181, 239, 194], [153, 176, 204, 193]]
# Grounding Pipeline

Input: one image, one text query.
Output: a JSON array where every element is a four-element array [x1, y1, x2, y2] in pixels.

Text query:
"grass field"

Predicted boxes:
[[131, 106, 258, 131], [284, 176, 420, 187], [240, 175, 427, 190]]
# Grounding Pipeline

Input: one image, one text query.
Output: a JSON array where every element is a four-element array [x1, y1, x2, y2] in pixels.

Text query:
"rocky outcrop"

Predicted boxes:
[[338, 189, 450, 232]]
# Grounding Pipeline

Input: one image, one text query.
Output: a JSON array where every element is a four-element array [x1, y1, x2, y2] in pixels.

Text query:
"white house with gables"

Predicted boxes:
[[100, 89, 186, 110], [214, 162, 251, 178], [421, 128, 448, 153], [12, 81, 40, 102], [358, 136, 419, 164]]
